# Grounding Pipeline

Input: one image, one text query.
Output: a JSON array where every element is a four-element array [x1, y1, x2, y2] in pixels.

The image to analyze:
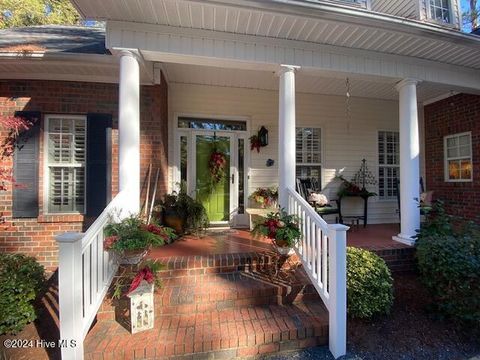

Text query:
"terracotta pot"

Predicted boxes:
[[164, 214, 184, 234], [119, 248, 148, 265]]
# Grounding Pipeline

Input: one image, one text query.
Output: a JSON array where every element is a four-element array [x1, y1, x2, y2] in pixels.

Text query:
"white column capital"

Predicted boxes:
[[115, 48, 142, 62], [276, 64, 300, 77], [395, 78, 421, 91]]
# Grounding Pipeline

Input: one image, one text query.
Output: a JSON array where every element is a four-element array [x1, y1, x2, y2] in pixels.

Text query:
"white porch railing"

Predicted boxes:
[[55, 191, 127, 360], [286, 186, 348, 359]]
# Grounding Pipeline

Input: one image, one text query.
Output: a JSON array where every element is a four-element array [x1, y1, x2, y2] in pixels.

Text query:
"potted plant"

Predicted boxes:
[[155, 183, 209, 235], [104, 216, 176, 264], [249, 187, 278, 208], [252, 209, 301, 256]]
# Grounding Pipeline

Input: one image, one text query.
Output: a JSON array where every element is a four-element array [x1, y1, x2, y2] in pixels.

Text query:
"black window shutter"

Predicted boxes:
[[12, 111, 41, 218], [86, 113, 113, 217]]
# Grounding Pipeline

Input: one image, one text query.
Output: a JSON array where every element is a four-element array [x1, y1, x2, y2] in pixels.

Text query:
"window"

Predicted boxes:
[[429, 0, 451, 23], [45, 115, 86, 213], [378, 131, 399, 199], [296, 127, 322, 187], [444, 132, 472, 182]]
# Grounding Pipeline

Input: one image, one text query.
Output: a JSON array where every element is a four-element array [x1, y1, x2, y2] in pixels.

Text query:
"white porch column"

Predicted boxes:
[[118, 50, 140, 215], [278, 65, 299, 209], [393, 78, 421, 246]]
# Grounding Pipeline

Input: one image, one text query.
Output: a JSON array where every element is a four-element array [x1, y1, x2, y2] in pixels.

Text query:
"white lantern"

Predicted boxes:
[[127, 280, 154, 334]]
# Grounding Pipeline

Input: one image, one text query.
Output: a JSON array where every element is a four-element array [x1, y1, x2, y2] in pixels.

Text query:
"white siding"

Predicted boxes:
[[371, 0, 419, 19], [168, 83, 427, 225]]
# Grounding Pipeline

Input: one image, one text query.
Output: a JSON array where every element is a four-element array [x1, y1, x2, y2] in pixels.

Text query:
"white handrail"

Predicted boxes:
[[56, 191, 127, 360], [286, 186, 348, 359]]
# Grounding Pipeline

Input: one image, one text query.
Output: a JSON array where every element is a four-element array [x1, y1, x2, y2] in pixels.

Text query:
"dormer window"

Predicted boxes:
[[429, 0, 451, 23]]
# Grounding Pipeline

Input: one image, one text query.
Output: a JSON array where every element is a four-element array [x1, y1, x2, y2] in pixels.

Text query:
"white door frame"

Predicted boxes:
[[172, 114, 250, 227]]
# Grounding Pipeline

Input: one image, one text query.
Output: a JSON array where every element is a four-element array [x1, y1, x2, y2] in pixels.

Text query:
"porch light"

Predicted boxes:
[[127, 280, 154, 334], [258, 126, 269, 147]]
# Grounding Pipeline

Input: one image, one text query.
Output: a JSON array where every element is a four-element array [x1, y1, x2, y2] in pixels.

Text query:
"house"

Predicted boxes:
[[1, 0, 480, 359]]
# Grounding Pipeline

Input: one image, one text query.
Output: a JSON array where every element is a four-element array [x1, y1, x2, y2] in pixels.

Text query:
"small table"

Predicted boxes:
[[338, 191, 375, 227], [246, 208, 277, 230]]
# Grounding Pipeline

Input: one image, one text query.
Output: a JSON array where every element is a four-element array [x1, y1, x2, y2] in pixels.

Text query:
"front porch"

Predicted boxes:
[[146, 224, 413, 272], [83, 225, 413, 360]]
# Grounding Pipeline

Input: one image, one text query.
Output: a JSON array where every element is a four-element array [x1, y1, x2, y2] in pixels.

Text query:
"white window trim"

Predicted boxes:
[[427, 0, 454, 25], [444, 131, 473, 183], [377, 130, 400, 201], [43, 114, 87, 215], [295, 126, 323, 188]]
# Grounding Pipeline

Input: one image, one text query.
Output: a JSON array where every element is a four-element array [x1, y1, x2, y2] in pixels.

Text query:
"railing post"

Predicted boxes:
[[56, 232, 85, 360], [327, 223, 349, 359]]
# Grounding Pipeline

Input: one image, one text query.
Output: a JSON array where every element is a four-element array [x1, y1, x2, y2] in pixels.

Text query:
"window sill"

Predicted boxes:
[[37, 214, 85, 223]]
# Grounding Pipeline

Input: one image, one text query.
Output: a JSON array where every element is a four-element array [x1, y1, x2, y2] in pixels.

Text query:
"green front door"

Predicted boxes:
[[194, 134, 231, 222]]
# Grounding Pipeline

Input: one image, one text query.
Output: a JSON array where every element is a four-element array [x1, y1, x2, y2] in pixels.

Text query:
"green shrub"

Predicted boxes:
[[347, 247, 394, 319], [416, 201, 480, 324], [0, 254, 45, 334]]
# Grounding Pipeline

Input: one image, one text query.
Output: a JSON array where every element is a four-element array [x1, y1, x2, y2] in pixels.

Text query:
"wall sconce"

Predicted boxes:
[[258, 126, 269, 147]]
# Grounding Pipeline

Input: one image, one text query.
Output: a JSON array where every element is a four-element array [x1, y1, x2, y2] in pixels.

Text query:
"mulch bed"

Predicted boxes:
[[347, 273, 480, 360]]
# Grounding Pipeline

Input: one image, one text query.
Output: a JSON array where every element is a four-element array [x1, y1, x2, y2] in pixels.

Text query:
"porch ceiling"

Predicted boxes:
[[72, 0, 480, 70], [162, 62, 471, 102]]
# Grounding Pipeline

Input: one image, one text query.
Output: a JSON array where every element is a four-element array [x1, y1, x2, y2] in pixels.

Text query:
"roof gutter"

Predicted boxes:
[[0, 51, 115, 65]]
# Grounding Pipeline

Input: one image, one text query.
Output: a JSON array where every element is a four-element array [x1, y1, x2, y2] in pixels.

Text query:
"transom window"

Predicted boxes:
[[429, 0, 451, 23], [378, 131, 399, 199], [444, 132, 472, 182], [296, 127, 322, 188], [45, 115, 86, 213]]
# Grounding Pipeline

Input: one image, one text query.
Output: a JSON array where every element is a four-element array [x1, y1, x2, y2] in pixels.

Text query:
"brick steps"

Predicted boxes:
[[85, 302, 328, 360], [89, 252, 329, 359], [99, 270, 320, 318]]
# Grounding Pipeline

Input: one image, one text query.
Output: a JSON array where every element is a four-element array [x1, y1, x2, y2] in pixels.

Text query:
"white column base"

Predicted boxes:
[[392, 234, 416, 246]]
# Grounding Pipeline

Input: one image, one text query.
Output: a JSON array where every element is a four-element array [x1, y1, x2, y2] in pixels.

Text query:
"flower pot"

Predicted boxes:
[[164, 215, 184, 234], [120, 249, 149, 265], [275, 245, 295, 256]]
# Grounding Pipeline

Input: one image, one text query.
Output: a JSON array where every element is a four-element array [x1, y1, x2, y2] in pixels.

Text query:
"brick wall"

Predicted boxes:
[[424, 93, 480, 222], [0, 78, 168, 271]]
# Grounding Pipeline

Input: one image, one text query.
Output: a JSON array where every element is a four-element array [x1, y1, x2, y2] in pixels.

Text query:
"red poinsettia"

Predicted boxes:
[[104, 235, 119, 250], [128, 266, 155, 294]]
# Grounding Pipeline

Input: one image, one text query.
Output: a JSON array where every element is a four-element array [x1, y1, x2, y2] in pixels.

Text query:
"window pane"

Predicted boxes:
[[296, 127, 321, 165], [378, 131, 399, 198], [459, 145, 470, 157], [460, 160, 472, 179], [447, 147, 459, 158], [238, 139, 245, 214], [448, 160, 460, 180], [296, 165, 321, 189], [180, 136, 188, 183], [446, 137, 457, 148], [459, 135, 470, 146], [48, 167, 84, 213], [47, 116, 86, 213], [178, 117, 247, 131]]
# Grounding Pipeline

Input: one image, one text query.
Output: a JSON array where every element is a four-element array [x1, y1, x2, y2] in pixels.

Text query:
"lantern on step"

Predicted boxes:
[[258, 126, 269, 147], [127, 280, 154, 334]]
